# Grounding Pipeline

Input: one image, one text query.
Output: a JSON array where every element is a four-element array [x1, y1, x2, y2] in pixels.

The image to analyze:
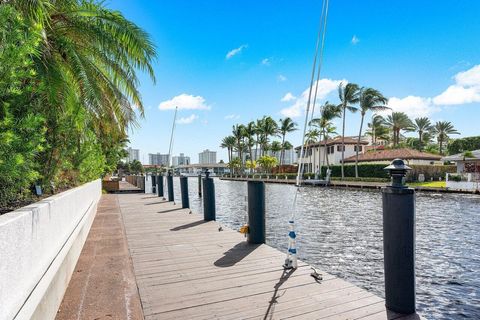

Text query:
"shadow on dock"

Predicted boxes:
[[263, 268, 296, 320], [157, 207, 184, 214], [170, 220, 207, 231], [214, 242, 260, 267]]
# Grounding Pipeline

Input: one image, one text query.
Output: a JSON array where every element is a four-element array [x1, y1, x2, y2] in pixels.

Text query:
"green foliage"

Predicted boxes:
[[449, 174, 462, 182], [257, 155, 278, 173], [129, 160, 144, 174], [447, 136, 480, 155], [0, 2, 156, 211]]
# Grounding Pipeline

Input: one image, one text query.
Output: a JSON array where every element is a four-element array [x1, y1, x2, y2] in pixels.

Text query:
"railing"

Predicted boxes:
[[446, 172, 480, 182]]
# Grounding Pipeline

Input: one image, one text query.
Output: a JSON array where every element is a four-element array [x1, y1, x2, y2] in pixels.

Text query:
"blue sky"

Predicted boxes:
[[107, 1, 480, 163]]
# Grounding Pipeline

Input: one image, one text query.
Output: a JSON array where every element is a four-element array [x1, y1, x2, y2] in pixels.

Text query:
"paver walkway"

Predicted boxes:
[[117, 193, 422, 320], [56, 195, 143, 320]]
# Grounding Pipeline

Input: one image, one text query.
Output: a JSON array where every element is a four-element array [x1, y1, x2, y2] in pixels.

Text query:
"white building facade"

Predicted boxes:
[[172, 153, 191, 166], [199, 149, 217, 164], [126, 147, 140, 162], [148, 153, 169, 166], [296, 137, 369, 173]]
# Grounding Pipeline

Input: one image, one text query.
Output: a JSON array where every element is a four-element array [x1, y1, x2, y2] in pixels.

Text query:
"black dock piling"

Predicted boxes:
[[202, 170, 215, 221], [151, 174, 156, 194], [198, 174, 202, 197], [180, 176, 190, 209], [157, 175, 164, 198], [247, 181, 266, 244], [167, 171, 174, 202], [382, 159, 416, 314]]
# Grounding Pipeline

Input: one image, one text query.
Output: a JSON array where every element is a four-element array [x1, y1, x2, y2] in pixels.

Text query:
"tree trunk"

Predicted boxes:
[[341, 106, 346, 179], [355, 115, 364, 178], [280, 134, 286, 165]]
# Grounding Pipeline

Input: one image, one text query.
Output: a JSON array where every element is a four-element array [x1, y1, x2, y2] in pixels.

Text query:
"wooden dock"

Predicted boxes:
[[115, 193, 422, 320]]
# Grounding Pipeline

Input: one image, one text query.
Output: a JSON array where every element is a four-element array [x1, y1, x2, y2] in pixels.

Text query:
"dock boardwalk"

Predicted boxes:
[[118, 193, 421, 320]]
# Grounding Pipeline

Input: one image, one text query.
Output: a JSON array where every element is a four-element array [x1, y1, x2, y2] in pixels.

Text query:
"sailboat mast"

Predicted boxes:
[[167, 106, 178, 168]]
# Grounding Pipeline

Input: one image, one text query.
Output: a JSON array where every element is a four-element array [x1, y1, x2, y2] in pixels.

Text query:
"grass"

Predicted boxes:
[[408, 181, 446, 188]]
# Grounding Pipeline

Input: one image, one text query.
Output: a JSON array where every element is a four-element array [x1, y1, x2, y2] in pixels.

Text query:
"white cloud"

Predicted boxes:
[[454, 64, 480, 86], [158, 94, 211, 111], [226, 44, 248, 59], [433, 64, 480, 105], [280, 79, 343, 118], [261, 58, 271, 66], [351, 35, 360, 45], [177, 114, 198, 124], [384, 96, 440, 118], [281, 92, 296, 102], [277, 74, 287, 82], [433, 85, 480, 105], [224, 114, 240, 120]]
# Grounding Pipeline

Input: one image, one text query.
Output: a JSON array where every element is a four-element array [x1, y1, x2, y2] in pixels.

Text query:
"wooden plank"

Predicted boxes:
[[117, 193, 425, 320]]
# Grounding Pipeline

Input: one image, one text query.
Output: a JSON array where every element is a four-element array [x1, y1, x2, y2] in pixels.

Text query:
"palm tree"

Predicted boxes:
[[270, 141, 283, 158], [220, 136, 236, 173], [9, 1, 156, 183], [278, 118, 297, 165], [365, 114, 389, 148], [232, 124, 246, 168], [244, 121, 257, 161], [384, 112, 414, 147], [337, 82, 360, 179], [254, 117, 265, 160], [432, 121, 460, 155], [304, 129, 320, 173], [413, 117, 433, 151], [258, 116, 278, 156], [310, 102, 341, 177], [281, 141, 293, 167], [355, 88, 389, 177]]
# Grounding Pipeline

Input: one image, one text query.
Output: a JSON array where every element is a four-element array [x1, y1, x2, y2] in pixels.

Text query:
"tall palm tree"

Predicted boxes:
[[433, 121, 460, 155], [310, 102, 341, 176], [355, 88, 389, 177], [244, 121, 257, 161], [413, 117, 433, 151], [258, 116, 278, 156], [384, 112, 414, 147], [254, 117, 265, 160], [278, 117, 297, 165], [232, 124, 246, 168], [220, 135, 236, 170], [337, 82, 360, 179]]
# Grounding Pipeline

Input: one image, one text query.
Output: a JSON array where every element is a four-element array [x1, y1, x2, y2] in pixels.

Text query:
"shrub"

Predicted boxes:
[[447, 136, 480, 155]]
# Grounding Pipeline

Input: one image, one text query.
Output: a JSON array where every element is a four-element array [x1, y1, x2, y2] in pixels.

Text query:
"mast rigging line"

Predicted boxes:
[[284, 0, 330, 270]]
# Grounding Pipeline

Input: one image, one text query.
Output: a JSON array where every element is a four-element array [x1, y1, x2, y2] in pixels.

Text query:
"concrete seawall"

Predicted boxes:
[[0, 179, 101, 320]]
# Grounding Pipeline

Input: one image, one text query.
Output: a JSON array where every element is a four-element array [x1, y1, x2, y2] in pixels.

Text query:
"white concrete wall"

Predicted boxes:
[[0, 179, 101, 320]]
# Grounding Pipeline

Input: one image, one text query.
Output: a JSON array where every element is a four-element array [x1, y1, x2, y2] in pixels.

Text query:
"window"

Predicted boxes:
[[336, 145, 345, 152], [354, 145, 362, 152]]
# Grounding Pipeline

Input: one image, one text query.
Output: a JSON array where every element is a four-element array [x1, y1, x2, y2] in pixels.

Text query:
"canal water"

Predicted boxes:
[[147, 177, 480, 319]]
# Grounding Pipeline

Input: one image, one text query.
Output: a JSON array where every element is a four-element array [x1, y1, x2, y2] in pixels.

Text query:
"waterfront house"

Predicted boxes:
[[176, 163, 229, 176], [441, 150, 480, 191], [343, 148, 442, 165], [296, 137, 369, 173]]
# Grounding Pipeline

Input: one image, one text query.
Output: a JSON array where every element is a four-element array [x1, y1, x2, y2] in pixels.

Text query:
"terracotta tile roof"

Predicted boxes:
[[343, 148, 442, 163], [295, 136, 368, 150]]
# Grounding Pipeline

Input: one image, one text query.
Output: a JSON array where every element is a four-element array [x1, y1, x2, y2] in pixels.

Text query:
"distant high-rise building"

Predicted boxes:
[[126, 147, 140, 162], [148, 153, 169, 166], [198, 149, 217, 164], [172, 153, 191, 166]]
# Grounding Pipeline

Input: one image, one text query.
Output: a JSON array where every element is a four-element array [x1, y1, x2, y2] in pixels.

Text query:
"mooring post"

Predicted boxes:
[[247, 181, 266, 244], [167, 170, 174, 202], [180, 175, 190, 209], [202, 169, 216, 221], [157, 174, 164, 198], [151, 174, 156, 194], [198, 174, 202, 197], [382, 158, 416, 314]]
